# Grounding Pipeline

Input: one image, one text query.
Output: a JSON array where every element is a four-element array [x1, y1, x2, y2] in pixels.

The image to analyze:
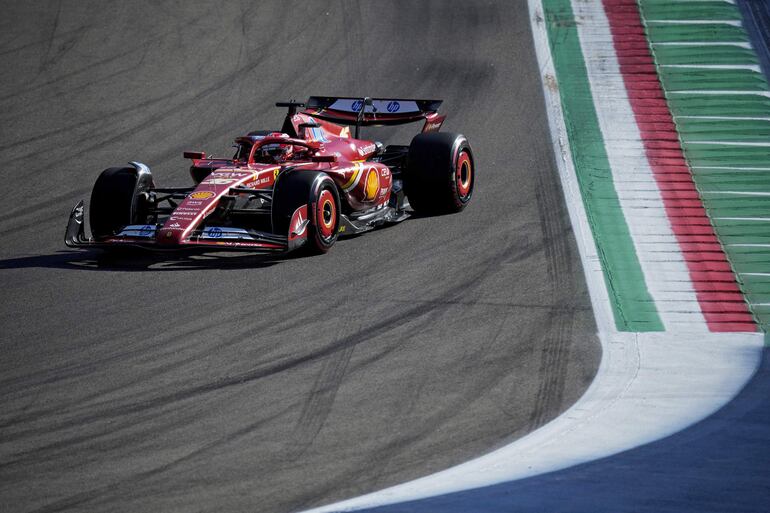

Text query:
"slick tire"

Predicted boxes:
[[405, 132, 475, 215], [90, 165, 153, 240], [272, 171, 340, 255]]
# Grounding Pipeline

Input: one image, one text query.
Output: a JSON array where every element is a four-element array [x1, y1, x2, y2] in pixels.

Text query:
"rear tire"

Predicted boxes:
[[272, 171, 340, 254], [90, 165, 153, 240], [405, 132, 474, 215]]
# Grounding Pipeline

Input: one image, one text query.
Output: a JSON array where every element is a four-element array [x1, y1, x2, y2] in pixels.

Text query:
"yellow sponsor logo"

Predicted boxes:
[[365, 168, 379, 200], [189, 191, 215, 200]]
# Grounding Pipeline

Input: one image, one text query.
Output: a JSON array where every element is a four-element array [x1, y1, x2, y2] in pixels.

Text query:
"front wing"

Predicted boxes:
[[64, 200, 308, 254]]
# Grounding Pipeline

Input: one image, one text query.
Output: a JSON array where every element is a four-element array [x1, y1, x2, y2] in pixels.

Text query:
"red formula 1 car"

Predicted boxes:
[[64, 97, 475, 255]]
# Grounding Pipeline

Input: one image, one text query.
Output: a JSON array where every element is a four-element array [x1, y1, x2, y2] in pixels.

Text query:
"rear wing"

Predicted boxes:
[[303, 96, 443, 127]]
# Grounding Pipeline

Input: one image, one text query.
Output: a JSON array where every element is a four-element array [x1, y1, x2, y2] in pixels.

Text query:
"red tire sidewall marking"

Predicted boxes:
[[456, 150, 472, 199], [317, 188, 336, 240]]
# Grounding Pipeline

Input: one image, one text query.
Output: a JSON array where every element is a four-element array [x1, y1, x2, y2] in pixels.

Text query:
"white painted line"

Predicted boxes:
[[645, 20, 742, 26], [687, 141, 770, 147], [666, 0, 735, 3], [660, 64, 761, 71], [741, 273, 770, 277], [676, 115, 770, 121], [653, 42, 751, 48], [702, 191, 770, 196], [693, 166, 770, 171], [715, 217, 770, 221], [728, 243, 770, 247], [668, 90, 770, 96], [667, 0, 736, 3]]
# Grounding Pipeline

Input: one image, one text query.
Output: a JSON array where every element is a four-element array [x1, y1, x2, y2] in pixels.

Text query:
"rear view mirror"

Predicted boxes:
[[184, 151, 206, 160]]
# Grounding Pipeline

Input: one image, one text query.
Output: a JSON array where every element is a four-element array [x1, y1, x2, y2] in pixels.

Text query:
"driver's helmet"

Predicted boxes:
[[259, 132, 294, 163]]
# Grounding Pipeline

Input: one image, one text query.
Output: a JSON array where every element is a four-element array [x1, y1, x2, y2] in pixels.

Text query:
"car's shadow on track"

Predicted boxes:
[[0, 216, 428, 272], [0, 249, 294, 272]]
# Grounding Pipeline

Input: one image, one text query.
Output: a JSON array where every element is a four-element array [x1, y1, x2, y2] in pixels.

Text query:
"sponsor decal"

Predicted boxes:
[[330, 99, 419, 114], [274, 169, 279, 180], [189, 191, 215, 200], [338, 225, 346, 233], [425, 122, 442, 132], [357, 143, 377, 156], [203, 178, 237, 185], [139, 225, 154, 236], [209, 227, 222, 238], [365, 168, 379, 201], [212, 171, 252, 178], [169, 222, 181, 228]]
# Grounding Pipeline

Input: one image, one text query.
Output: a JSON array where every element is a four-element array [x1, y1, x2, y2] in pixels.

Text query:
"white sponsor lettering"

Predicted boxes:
[[212, 171, 252, 178], [357, 143, 377, 156], [203, 178, 237, 185]]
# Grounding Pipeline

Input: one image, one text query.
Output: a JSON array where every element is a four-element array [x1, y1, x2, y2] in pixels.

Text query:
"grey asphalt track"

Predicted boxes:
[[0, 2, 600, 512]]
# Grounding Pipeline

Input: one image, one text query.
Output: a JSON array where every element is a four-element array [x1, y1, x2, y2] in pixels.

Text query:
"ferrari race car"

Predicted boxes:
[[64, 96, 475, 255]]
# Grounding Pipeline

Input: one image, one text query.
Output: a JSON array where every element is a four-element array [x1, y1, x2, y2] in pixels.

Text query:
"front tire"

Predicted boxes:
[[89, 165, 153, 240], [272, 171, 340, 254], [405, 132, 475, 215]]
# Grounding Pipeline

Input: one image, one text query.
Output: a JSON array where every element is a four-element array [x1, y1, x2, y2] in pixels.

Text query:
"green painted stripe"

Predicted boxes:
[[667, 94, 770, 117], [683, 143, 770, 168], [658, 69, 769, 92], [646, 24, 749, 43], [641, 2, 742, 21], [677, 119, 770, 142], [691, 167, 770, 174], [654, 45, 759, 65], [714, 219, 770, 229], [735, 260, 770, 274], [544, 0, 663, 331], [639, 0, 770, 330]]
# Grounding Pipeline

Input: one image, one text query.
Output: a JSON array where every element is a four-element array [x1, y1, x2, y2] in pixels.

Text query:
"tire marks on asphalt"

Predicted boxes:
[[529, 153, 581, 429]]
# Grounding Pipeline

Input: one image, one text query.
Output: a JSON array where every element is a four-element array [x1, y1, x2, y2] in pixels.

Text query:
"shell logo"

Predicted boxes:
[[364, 168, 379, 201], [189, 191, 215, 200]]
